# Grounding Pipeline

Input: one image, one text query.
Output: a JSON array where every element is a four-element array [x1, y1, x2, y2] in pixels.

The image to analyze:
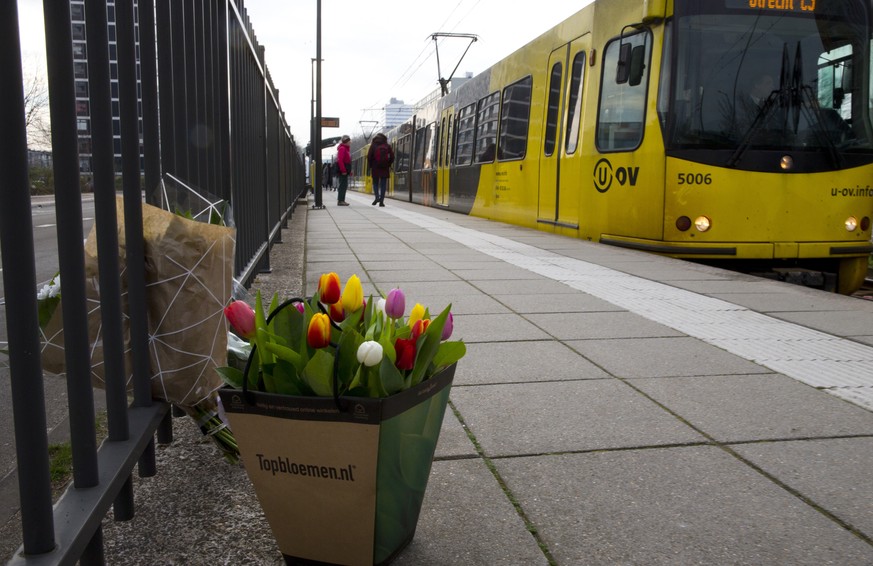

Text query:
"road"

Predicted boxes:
[[0, 196, 96, 531]]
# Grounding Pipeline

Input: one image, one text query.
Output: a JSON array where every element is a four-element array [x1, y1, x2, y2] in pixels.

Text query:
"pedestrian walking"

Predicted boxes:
[[322, 162, 333, 191], [367, 133, 394, 207], [336, 135, 352, 205]]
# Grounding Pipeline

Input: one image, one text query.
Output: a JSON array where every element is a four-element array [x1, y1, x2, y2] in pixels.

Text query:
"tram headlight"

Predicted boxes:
[[862, 217, 871, 231], [780, 155, 794, 171], [676, 216, 692, 232], [845, 216, 858, 231], [694, 216, 712, 232]]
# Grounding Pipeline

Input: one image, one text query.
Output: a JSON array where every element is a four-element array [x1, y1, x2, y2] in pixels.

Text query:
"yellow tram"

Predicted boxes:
[[381, 0, 873, 293]]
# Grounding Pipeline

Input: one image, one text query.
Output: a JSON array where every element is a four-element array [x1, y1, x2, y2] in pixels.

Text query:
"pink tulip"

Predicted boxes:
[[224, 301, 256, 340], [441, 312, 454, 340], [385, 288, 405, 319]]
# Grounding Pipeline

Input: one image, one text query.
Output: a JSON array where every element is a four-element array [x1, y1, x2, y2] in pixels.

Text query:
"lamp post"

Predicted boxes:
[[312, 0, 324, 209]]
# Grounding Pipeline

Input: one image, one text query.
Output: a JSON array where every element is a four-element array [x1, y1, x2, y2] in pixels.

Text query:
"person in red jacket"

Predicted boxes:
[[367, 133, 394, 207], [336, 135, 352, 206]]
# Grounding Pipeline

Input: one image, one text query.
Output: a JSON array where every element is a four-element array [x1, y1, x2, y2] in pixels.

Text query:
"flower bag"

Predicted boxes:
[[40, 197, 234, 408], [218, 362, 455, 566]]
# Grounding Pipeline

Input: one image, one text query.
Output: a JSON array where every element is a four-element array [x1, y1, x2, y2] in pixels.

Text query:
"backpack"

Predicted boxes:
[[373, 143, 393, 169]]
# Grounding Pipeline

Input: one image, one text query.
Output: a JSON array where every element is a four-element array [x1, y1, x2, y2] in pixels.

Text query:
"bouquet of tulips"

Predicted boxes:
[[219, 272, 465, 398]]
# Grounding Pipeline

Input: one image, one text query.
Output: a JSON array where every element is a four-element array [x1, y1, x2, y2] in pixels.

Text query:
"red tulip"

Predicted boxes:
[[224, 301, 256, 340], [318, 272, 341, 304], [329, 301, 345, 323], [394, 337, 416, 370], [307, 313, 331, 348]]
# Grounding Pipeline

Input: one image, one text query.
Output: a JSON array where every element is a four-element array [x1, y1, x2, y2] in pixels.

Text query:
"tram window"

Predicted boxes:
[[818, 45, 853, 119], [544, 63, 562, 157], [424, 123, 436, 169], [475, 92, 500, 163], [395, 134, 410, 173], [499, 76, 533, 160], [444, 115, 454, 167], [597, 31, 651, 152], [438, 117, 446, 168], [565, 51, 586, 154], [413, 123, 435, 171], [454, 103, 476, 166]]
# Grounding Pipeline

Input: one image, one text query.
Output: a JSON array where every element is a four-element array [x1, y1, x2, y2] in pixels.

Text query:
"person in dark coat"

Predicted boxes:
[[367, 133, 394, 207]]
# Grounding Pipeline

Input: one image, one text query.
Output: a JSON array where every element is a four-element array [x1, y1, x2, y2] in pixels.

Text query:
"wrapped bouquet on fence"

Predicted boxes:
[[38, 197, 238, 460]]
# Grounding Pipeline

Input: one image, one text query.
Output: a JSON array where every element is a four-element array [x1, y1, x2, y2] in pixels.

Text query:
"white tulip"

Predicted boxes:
[[356, 341, 383, 367]]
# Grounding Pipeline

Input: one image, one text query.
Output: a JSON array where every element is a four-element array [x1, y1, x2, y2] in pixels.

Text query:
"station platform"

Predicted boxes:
[[307, 190, 873, 565], [72, 188, 873, 565]]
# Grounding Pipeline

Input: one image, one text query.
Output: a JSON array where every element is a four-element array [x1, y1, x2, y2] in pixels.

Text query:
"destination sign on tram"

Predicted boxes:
[[725, 0, 816, 12]]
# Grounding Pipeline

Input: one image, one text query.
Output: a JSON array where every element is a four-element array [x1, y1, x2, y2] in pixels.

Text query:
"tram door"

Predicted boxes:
[[436, 107, 454, 206], [538, 36, 589, 227]]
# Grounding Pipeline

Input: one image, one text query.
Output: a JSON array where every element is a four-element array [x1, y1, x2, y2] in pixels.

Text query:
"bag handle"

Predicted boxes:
[[240, 297, 346, 412]]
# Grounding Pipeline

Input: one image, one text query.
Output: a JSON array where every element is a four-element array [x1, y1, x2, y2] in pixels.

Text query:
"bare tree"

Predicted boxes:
[[22, 61, 51, 150]]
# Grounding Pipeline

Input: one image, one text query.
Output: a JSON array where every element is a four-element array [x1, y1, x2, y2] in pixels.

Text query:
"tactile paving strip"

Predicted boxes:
[[382, 206, 873, 411]]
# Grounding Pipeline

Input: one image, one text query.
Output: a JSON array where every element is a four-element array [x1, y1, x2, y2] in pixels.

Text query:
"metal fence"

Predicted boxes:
[[0, 1, 305, 563]]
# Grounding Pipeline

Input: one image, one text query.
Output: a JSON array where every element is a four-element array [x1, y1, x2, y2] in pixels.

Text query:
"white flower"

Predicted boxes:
[[356, 341, 383, 367], [374, 298, 386, 318], [37, 275, 61, 300]]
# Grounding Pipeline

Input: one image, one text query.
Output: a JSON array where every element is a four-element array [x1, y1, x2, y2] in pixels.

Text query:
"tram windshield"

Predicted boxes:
[[661, 0, 873, 168]]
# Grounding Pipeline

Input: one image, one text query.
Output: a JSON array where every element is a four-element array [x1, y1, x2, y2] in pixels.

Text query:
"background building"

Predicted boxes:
[[382, 98, 413, 130], [70, 0, 143, 174]]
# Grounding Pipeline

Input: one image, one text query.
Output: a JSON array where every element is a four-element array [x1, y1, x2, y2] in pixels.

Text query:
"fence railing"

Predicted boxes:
[[1, 1, 305, 563]]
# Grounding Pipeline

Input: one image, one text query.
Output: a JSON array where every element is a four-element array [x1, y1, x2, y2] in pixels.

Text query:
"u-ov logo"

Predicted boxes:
[[593, 158, 639, 193]]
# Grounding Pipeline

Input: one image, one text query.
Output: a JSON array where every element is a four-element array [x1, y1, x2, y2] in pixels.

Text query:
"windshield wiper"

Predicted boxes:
[[728, 42, 843, 169], [727, 43, 791, 167]]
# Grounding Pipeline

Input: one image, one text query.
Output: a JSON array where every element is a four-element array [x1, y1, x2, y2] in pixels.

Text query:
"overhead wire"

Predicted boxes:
[[358, 0, 479, 128]]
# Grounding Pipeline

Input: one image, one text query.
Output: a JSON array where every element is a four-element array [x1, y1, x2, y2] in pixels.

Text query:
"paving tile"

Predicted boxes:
[[434, 405, 477, 459], [709, 291, 864, 312], [771, 310, 873, 337], [633, 374, 873, 442], [496, 447, 873, 565], [734, 437, 873, 538], [393, 460, 550, 565], [366, 268, 460, 284], [450, 380, 705, 457], [452, 313, 552, 343], [566, 336, 767, 378], [467, 278, 580, 295], [455, 341, 610, 385], [492, 292, 625, 314], [525, 312, 684, 340]]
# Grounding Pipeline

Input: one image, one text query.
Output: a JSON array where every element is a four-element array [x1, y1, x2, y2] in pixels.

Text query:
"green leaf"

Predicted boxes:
[[38, 296, 60, 329], [262, 341, 304, 371], [432, 341, 466, 369], [254, 291, 273, 365], [215, 366, 245, 389], [245, 347, 261, 389], [335, 329, 363, 390], [301, 349, 337, 397], [271, 359, 305, 395], [408, 305, 451, 386], [379, 358, 405, 396]]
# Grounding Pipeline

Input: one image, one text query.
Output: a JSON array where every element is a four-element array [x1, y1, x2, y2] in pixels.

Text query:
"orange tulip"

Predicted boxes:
[[307, 313, 331, 348], [411, 318, 430, 340], [318, 272, 341, 304]]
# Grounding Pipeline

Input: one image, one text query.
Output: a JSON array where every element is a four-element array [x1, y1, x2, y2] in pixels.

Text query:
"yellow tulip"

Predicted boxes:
[[341, 274, 364, 313], [408, 303, 426, 328]]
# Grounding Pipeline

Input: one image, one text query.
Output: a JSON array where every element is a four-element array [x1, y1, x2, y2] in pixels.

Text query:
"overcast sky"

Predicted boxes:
[[17, 0, 592, 155]]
